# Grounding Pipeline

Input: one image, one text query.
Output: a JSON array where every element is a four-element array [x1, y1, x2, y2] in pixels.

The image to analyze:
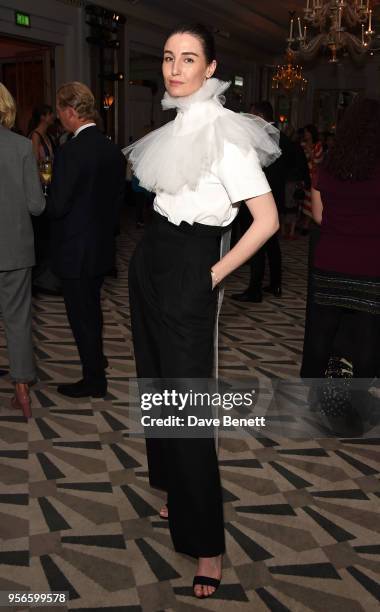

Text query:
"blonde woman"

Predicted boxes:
[[0, 83, 45, 418]]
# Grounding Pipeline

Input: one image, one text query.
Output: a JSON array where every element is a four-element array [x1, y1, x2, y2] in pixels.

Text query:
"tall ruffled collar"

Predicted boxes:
[[161, 78, 230, 112], [123, 77, 281, 195]]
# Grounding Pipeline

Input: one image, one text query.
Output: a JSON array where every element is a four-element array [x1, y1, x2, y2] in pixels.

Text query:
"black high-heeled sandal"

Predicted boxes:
[[193, 575, 220, 598]]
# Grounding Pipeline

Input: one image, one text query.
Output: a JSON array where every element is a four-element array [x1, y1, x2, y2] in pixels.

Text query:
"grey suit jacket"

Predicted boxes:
[[0, 126, 45, 271]]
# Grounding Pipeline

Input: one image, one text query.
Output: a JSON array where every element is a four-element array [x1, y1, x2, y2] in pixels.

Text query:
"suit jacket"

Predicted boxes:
[[264, 131, 296, 212], [0, 126, 45, 271], [47, 126, 126, 278]]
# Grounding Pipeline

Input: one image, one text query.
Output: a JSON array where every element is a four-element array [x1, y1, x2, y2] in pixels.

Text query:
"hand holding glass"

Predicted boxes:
[[39, 158, 52, 196]]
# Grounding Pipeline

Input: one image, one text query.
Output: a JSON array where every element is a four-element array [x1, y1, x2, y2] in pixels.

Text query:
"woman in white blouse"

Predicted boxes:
[[126, 23, 280, 599]]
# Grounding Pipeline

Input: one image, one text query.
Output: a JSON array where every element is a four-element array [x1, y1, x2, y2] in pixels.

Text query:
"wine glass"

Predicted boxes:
[[39, 158, 52, 196]]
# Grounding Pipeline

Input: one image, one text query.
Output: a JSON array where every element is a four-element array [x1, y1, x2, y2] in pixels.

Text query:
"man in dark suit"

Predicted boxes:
[[47, 82, 125, 397], [232, 101, 295, 302]]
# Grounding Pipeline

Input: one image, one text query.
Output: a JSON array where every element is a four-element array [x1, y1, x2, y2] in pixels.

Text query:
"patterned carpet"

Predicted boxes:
[[0, 221, 379, 612]]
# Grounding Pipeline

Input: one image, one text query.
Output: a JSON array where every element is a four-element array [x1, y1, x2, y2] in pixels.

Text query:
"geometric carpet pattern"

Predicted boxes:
[[0, 223, 379, 611]]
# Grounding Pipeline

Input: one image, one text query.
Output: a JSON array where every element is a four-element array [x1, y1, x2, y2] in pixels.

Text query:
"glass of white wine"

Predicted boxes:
[[39, 157, 52, 196]]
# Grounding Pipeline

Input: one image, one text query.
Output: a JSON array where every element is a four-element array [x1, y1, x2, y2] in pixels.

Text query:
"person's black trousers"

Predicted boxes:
[[32, 211, 62, 293], [301, 300, 379, 378], [249, 232, 282, 291], [61, 276, 106, 385], [128, 211, 225, 558], [238, 203, 282, 291]]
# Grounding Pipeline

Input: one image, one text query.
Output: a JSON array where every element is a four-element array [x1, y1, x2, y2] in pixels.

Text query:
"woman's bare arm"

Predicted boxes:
[[211, 191, 279, 286], [311, 187, 323, 225]]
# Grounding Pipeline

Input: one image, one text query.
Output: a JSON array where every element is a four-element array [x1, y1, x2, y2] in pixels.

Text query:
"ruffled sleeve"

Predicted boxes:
[[213, 111, 281, 169]]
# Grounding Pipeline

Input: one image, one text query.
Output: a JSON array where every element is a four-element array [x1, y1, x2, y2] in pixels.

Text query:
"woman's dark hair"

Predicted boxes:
[[166, 22, 216, 64], [304, 124, 319, 144], [325, 97, 380, 181], [28, 104, 53, 134]]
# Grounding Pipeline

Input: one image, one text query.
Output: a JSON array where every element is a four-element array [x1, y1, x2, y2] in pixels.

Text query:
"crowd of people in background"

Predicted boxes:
[[10, 93, 335, 283], [0, 80, 125, 418]]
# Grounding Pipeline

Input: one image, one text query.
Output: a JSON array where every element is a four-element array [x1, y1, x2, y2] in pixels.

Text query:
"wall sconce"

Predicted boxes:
[[86, 5, 126, 26], [86, 36, 120, 48], [103, 93, 115, 110], [102, 71, 124, 81]]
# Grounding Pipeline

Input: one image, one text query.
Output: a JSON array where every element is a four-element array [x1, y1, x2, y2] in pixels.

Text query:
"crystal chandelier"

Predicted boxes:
[[289, 1, 376, 63], [272, 49, 308, 93]]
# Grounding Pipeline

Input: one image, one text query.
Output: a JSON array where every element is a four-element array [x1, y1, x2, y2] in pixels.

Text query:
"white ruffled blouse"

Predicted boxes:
[[124, 78, 281, 227]]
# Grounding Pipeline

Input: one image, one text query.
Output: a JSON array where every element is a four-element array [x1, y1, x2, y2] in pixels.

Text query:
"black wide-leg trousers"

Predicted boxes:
[[128, 212, 225, 558]]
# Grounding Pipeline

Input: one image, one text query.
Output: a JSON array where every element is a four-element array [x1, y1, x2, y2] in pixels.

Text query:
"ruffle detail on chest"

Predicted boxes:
[[123, 79, 281, 195]]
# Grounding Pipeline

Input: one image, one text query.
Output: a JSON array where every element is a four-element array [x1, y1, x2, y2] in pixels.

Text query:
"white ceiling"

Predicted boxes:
[[128, 0, 308, 57], [123, 0, 380, 60]]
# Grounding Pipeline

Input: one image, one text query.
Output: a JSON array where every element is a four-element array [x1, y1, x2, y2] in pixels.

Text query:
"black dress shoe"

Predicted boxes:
[[264, 285, 282, 297], [57, 379, 107, 398], [231, 290, 262, 303]]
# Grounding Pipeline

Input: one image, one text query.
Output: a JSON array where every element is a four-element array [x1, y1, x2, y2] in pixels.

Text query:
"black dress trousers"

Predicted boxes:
[[238, 203, 282, 291], [129, 212, 225, 558], [61, 276, 106, 385], [249, 232, 282, 291]]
